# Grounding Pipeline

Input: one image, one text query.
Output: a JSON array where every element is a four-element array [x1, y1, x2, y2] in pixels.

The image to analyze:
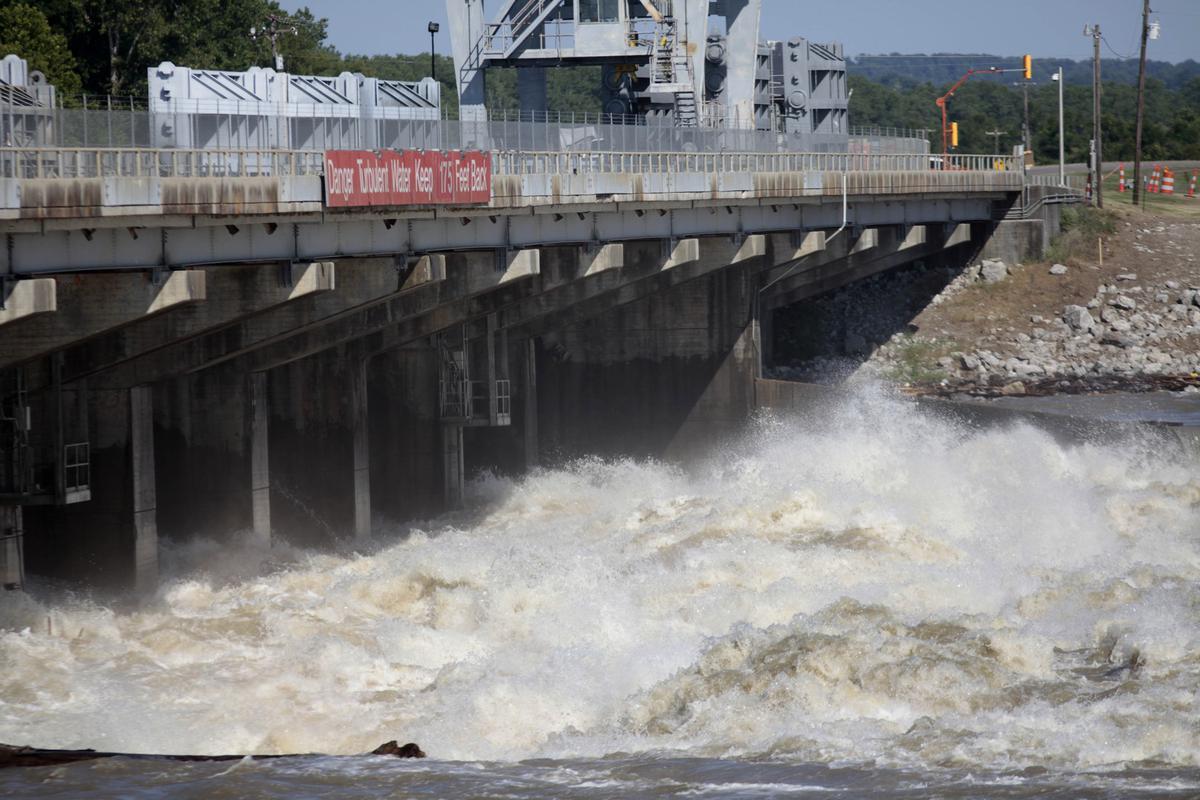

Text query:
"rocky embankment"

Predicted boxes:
[[773, 212, 1200, 397]]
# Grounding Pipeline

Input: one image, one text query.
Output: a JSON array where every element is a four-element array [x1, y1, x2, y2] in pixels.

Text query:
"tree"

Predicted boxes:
[[0, 3, 83, 98]]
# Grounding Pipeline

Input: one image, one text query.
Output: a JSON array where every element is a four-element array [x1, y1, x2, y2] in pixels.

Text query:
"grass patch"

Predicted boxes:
[[883, 334, 953, 385], [1098, 171, 1200, 219], [1046, 205, 1118, 265]]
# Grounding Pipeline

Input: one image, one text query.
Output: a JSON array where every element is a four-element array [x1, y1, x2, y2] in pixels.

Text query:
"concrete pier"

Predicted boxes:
[[250, 372, 272, 546], [0, 506, 22, 590]]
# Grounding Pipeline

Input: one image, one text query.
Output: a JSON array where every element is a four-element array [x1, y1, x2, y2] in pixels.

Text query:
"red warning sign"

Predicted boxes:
[[323, 149, 491, 208]]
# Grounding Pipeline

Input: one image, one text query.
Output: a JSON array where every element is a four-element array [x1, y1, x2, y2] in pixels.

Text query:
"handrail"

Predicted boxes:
[[490, 150, 1020, 176], [0, 147, 326, 179], [0, 146, 1021, 181]]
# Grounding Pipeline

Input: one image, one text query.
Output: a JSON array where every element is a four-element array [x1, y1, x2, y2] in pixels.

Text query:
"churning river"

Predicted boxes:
[[2, 390, 1199, 798]]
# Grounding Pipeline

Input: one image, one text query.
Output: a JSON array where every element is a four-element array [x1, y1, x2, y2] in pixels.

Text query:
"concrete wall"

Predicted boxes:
[[536, 262, 759, 463], [154, 369, 252, 545], [266, 348, 360, 547], [25, 388, 149, 592], [980, 186, 1071, 264], [368, 346, 446, 523]]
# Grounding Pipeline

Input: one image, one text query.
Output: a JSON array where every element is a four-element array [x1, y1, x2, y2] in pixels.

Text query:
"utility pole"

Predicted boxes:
[[1133, 0, 1151, 204], [250, 14, 298, 72], [985, 129, 1008, 154], [1086, 24, 1103, 208], [1012, 82, 1034, 154], [1023, 83, 1033, 158], [1055, 67, 1065, 186]]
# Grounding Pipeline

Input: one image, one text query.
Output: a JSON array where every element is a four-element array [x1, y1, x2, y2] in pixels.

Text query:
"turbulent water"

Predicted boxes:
[[3, 389, 1199, 797]]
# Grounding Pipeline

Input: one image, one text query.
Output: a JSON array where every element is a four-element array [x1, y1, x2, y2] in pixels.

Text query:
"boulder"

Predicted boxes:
[[979, 259, 1008, 284], [1049, 263, 1069, 275], [1110, 295, 1138, 311], [0, 739, 429, 768], [1063, 305, 1095, 332], [371, 741, 427, 759], [1100, 332, 1136, 349]]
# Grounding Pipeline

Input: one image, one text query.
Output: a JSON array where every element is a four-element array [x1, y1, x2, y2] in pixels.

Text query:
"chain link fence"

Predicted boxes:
[[2, 101, 929, 156]]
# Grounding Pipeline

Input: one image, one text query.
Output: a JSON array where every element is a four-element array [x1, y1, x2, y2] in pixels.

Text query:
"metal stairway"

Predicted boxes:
[[463, 0, 566, 75], [437, 330, 511, 428], [648, 19, 697, 127]]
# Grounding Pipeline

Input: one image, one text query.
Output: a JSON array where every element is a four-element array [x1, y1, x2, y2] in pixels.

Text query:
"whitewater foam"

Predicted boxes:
[[1, 389, 1197, 771]]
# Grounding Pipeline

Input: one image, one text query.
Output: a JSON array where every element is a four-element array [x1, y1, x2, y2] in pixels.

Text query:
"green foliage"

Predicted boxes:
[[883, 334, 949, 385], [0, 3, 81, 97], [851, 54, 1200, 91], [850, 71, 1200, 162], [1046, 206, 1117, 265], [10, 7, 1196, 157], [7, 0, 342, 99]]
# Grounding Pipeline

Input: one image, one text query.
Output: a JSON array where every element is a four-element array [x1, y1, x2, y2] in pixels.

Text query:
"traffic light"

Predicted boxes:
[[1023, 54, 1033, 80], [951, 122, 959, 148]]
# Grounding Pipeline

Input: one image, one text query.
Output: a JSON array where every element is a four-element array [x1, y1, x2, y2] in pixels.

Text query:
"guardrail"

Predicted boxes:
[[1025, 173, 1088, 190], [0, 146, 1019, 181], [0, 148, 325, 180], [492, 150, 1020, 175]]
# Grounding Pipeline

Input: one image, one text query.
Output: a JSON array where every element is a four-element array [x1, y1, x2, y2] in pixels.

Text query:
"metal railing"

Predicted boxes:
[[0, 146, 1020, 181], [849, 125, 930, 141], [0, 148, 324, 179], [440, 378, 470, 420], [471, 379, 512, 424], [1026, 172, 1088, 190], [0, 145, 1019, 182], [439, 378, 512, 425], [64, 442, 89, 494], [3, 100, 931, 154], [492, 150, 1020, 176]]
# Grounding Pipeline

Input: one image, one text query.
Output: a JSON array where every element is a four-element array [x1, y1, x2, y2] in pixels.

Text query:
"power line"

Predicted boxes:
[[1101, 37, 1136, 59]]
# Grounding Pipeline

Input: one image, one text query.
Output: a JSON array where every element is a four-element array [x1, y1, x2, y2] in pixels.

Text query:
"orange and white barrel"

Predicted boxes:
[[1119, 163, 1126, 192], [1188, 170, 1198, 199], [1162, 167, 1175, 195]]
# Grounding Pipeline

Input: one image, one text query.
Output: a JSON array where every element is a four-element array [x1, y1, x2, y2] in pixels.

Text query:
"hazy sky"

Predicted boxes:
[[280, 0, 1198, 64]]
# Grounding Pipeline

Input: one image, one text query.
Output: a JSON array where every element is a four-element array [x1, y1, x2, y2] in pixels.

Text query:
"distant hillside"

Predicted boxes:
[[849, 55, 1200, 91]]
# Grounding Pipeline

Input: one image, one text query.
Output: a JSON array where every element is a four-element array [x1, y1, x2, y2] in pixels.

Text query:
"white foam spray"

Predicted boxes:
[[1, 388, 1197, 771]]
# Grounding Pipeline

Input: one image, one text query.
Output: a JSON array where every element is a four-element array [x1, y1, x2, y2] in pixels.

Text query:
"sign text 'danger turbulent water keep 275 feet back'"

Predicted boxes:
[[323, 150, 492, 208]]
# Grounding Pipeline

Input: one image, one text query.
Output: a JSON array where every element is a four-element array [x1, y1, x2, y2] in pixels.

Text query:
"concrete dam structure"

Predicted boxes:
[[0, 43, 1064, 594]]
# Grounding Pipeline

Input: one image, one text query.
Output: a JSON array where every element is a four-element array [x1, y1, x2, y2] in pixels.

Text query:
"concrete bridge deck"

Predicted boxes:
[[1, 147, 1020, 275]]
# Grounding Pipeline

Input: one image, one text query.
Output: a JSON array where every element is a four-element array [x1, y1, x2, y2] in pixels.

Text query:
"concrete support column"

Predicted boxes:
[[759, 300, 775, 373], [536, 258, 761, 463], [447, 0, 488, 124], [723, 0, 762, 126], [523, 338, 539, 470], [130, 385, 157, 595], [517, 67, 548, 117], [250, 372, 271, 547], [442, 424, 465, 509], [352, 359, 371, 541], [485, 314, 499, 426], [1, 506, 23, 590]]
